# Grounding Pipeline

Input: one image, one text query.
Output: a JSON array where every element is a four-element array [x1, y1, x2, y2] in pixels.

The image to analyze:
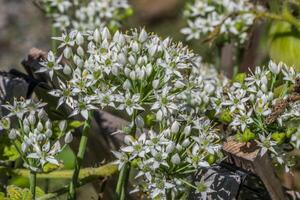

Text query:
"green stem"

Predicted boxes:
[[68, 112, 92, 200], [115, 164, 129, 200], [115, 113, 137, 200], [51, 25, 58, 53], [2, 163, 117, 180], [30, 171, 37, 200]]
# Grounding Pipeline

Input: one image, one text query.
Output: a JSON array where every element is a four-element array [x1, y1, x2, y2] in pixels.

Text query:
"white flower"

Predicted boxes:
[[291, 130, 300, 149], [257, 134, 277, 157], [268, 60, 281, 74], [38, 0, 131, 32], [181, 0, 262, 44], [171, 121, 180, 133]]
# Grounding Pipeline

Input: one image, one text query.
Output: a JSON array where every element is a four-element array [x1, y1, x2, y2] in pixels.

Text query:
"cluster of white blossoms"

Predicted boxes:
[[37, 0, 132, 32], [40, 28, 225, 120], [181, 0, 262, 44], [0, 98, 73, 172], [216, 61, 300, 171], [40, 27, 226, 198], [114, 118, 222, 198]]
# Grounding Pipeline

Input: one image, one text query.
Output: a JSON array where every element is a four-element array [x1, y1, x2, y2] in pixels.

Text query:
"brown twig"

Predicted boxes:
[[266, 77, 300, 124]]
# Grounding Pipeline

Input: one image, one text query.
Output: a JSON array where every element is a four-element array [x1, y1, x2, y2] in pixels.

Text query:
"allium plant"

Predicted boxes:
[[114, 118, 222, 199], [36, 0, 132, 32], [181, 0, 262, 44], [215, 61, 300, 171], [0, 98, 73, 199], [40, 27, 227, 199]]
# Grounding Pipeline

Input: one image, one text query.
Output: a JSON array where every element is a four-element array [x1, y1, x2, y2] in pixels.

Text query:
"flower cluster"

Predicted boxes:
[[37, 0, 132, 32], [114, 118, 222, 199], [40, 27, 226, 198], [41, 28, 224, 120], [181, 0, 262, 44], [0, 98, 73, 172], [215, 61, 300, 171]]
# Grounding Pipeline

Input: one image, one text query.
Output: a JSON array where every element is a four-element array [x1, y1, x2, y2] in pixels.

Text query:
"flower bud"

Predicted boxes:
[[59, 120, 67, 132], [124, 68, 131, 77], [9, 129, 18, 140], [128, 55, 136, 65], [136, 68, 145, 80], [152, 79, 160, 89], [37, 121, 43, 132], [102, 27, 111, 40], [123, 79, 132, 90], [63, 64, 72, 75], [45, 120, 52, 129], [156, 110, 163, 121], [269, 61, 281, 74], [64, 132, 73, 144], [171, 153, 181, 165], [21, 142, 28, 153], [145, 64, 152, 77], [23, 118, 29, 127], [175, 81, 185, 89], [23, 125, 30, 134], [148, 45, 157, 57], [34, 129, 40, 135], [112, 64, 119, 75], [183, 125, 191, 136], [166, 142, 175, 153], [45, 129, 52, 138], [135, 116, 144, 128], [28, 113, 36, 125], [93, 29, 101, 43], [63, 46, 72, 59], [117, 53, 127, 66], [129, 71, 136, 80], [76, 32, 84, 45], [38, 109, 47, 121], [182, 138, 190, 147], [77, 46, 84, 57], [139, 29, 148, 43], [131, 41, 139, 52], [37, 134, 45, 142], [171, 121, 180, 133]]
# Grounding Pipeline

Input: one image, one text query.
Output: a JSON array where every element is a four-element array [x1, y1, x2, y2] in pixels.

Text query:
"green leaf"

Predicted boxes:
[[219, 109, 233, 124], [6, 185, 31, 200], [35, 187, 45, 198], [3, 145, 19, 161], [233, 73, 246, 84], [271, 132, 286, 144], [236, 129, 256, 142], [68, 120, 84, 129], [269, 21, 300, 71], [3, 185, 44, 200]]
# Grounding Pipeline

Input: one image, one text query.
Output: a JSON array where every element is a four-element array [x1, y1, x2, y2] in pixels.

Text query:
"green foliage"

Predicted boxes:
[[3, 145, 19, 161], [271, 132, 286, 144], [219, 109, 233, 124], [0, 185, 44, 200], [236, 129, 256, 142], [269, 21, 300, 71], [233, 73, 246, 84], [0, 134, 19, 161]]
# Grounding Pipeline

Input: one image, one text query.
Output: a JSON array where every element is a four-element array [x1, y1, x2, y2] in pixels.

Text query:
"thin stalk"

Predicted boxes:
[[30, 171, 37, 199], [115, 113, 137, 200], [51, 24, 58, 53], [115, 164, 129, 200], [68, 112, 92, 200], [3, 163, 117, 180]]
